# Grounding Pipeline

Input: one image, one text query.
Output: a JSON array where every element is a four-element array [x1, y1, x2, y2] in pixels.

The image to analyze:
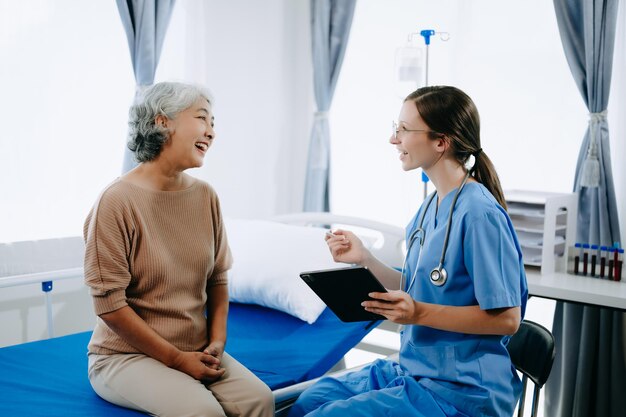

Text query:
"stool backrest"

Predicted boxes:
[[506, 320, 556, 417]]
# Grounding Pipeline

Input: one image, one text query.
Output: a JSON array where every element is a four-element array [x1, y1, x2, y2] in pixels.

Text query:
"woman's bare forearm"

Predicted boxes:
[[206, 283, 229, 345], [99, 306, 181, 366]]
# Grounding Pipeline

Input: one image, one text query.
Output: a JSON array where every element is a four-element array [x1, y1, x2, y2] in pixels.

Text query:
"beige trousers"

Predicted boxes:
[[88, 352, 274, 417]]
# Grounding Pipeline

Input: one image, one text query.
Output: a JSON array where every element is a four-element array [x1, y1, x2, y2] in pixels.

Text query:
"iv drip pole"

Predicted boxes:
[[420, 30, 435, 87], [419, 30, 435, 200], [410, 29, 449, 199]]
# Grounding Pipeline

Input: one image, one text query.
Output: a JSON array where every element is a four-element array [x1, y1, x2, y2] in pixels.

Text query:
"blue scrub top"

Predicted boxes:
[[400, 182, 528, 417]]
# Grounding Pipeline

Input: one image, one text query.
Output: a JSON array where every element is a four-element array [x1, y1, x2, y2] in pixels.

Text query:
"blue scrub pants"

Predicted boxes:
[[288, 359, 469, 417]]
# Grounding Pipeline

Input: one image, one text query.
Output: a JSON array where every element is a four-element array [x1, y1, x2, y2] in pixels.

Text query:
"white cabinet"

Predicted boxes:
[[504, 190, 578, 274]]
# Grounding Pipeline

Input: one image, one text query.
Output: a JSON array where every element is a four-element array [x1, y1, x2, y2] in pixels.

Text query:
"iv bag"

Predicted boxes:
[[394, 46, 424, 97]]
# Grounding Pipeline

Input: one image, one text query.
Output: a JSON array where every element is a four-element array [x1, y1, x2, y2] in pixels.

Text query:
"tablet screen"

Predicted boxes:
[[300, 266, 387, 322]]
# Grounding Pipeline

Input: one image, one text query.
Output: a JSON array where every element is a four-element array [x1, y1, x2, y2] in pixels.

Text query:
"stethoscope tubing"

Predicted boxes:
[[400, 171, 471, 292]]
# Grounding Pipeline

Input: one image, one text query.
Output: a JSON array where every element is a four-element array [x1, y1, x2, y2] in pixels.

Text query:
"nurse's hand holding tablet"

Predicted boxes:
[[325, 230, 419, 325]]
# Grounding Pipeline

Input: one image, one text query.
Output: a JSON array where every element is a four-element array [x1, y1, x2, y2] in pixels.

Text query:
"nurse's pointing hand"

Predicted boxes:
[[325, 229, 369, 265], [362, 290, 418, 325]]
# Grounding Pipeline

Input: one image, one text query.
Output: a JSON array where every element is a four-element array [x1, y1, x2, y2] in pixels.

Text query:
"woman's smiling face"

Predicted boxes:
[[158, 98, 215, 169], [390, 100, 441, 172]]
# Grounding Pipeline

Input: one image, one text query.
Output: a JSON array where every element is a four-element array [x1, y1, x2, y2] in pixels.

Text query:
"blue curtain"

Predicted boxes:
[[303, 0, 357, 212], [547, 1, 625, 416], [116, 0, 176, 173]]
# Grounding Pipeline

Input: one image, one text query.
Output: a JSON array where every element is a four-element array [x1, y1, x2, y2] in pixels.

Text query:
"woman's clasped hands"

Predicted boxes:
[[171, 341, 225, 383]]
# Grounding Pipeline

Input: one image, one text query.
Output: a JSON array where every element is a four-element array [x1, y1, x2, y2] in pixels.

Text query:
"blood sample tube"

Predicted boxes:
[[616, 249, 624, 282], [608, 248, 615, 281], [590, 244, 599, 277], [600, 246, 607, 278], [574, 243, 582, 275], [582, 244, 590, 276]]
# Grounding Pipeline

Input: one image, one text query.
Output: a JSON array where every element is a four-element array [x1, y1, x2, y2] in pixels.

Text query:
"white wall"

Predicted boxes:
[[156, 0, 314, 219]]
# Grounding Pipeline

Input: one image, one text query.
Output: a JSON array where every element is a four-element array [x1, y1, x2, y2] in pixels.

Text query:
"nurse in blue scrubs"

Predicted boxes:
[[289, 86, 528, 417]]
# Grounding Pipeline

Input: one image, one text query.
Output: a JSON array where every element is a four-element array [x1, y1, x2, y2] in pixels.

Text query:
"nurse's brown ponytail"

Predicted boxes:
[[405, 86, 507, 210], [470, 150, 507, 210]]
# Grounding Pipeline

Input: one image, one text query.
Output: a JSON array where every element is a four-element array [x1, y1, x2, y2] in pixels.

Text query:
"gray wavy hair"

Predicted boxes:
[[127, 82, 213, 163]]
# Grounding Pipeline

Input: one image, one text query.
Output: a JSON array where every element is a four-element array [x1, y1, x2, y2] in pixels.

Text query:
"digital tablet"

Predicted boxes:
[[299, 266, 388, 322]]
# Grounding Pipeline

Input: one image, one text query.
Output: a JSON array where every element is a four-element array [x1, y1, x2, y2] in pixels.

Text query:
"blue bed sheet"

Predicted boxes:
[[227, 302, 379, 390], [0, 331, 143, 417], [0, 302, 379, 416]]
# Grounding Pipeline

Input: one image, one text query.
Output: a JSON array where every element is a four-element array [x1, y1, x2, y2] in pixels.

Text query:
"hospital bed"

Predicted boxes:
[[0, 213, 404, 417]]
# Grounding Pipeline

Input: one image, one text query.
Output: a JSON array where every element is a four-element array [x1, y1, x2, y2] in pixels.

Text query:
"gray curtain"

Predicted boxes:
[[303, 0, 356, 212], [116, 0, 176, 173], [547, 1, 625, 416]]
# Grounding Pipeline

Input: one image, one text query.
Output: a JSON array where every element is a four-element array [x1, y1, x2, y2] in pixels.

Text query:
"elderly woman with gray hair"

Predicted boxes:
[[83, 82, 273, 417]]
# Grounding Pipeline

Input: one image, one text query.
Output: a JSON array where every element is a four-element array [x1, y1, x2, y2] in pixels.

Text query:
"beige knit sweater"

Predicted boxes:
[[83, 178, 232, 355]]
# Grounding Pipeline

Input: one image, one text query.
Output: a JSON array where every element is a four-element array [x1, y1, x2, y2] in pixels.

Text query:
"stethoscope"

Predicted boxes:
[[400, 170, 471, 292]]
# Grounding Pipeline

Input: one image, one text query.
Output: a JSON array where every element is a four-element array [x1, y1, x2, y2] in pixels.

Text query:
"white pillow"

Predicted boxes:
[[224, 218, 339, 324]]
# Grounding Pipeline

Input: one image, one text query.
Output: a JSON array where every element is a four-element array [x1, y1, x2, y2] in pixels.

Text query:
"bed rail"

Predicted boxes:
[[0, 236, 85, 339], [0, 268, 84, 339], [271, 212, 405, 268]]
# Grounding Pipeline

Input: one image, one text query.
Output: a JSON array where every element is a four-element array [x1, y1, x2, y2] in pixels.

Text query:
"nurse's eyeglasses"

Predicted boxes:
[[392, 121, 439, 140]]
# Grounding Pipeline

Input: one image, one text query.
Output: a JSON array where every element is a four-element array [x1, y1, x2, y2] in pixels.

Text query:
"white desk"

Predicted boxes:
[[526, 269, 626, 311]]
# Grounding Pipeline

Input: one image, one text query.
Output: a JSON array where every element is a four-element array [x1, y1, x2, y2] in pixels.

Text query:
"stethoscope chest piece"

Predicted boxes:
[[429, 266, 447, 287]]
